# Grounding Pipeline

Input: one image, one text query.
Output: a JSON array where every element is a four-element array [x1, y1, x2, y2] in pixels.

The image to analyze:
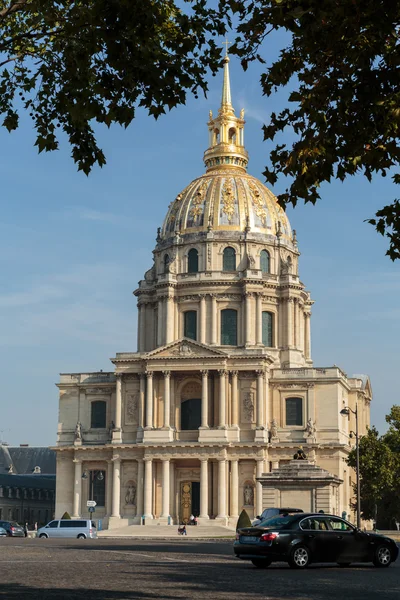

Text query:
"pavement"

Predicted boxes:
[[98, 524, 236, 539], [0, 537, 399, 600]]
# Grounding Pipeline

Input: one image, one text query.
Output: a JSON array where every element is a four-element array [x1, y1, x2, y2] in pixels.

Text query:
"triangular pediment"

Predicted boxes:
[[145, 338, 228, 359]]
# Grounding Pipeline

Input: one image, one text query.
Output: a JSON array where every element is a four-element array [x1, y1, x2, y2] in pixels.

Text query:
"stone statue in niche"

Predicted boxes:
[[247, 252, 255, 268], [125, 482, 136, 505], [243, 484, 254, 506], [74, 421, 82, 441], [243, 391, 254, 422], [280, 255, 292, 275], [270, 419, 278, 439], [306, 418, 316, 437], [109, 420, 115, 436]]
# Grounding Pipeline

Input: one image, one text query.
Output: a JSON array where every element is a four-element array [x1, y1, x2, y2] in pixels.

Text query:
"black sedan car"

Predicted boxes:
[[234, 513, 399, 569]]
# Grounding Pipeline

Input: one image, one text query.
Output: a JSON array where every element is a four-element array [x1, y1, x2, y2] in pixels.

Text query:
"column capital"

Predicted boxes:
[[218, 369, 228, 376], [115, 373, 123, 380], [162, 370, 171, 378], [73, 458, 82, 464], [200, 457, 208, 464], [162, 457, 170, 464], [244, 291, 253, 298], [111, 455, 121, 463], [255, 369, 265, 377], [230, 370, 239, 377], [145, 371, 154, 379], [201, 369, 209, 376], [143, 456, 153, 462]]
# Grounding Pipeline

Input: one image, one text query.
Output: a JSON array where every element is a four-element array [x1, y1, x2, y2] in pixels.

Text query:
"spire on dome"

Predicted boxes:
[[220, 40, 232, 110], [203, 42, 248, 172]]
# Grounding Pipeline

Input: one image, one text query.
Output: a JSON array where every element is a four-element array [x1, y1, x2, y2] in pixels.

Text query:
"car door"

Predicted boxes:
[[45, 520, 60, 538], [299, 517, 339, 562], [325, 517, 369, 562]]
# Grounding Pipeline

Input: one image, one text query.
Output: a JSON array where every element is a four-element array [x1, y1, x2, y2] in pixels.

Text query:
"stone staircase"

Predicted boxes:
[[98, 524, 236, 538]]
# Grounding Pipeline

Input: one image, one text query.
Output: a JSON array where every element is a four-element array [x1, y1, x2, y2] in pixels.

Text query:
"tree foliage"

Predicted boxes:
[[0, 0, 225, 174], [236, 508, 252, 530], [61, 511, 71, 519], [222, 0, 400, 259], [348, 408, 400, 527]]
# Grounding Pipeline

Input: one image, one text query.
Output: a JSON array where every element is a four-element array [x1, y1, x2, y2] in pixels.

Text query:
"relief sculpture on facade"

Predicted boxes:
[[242, 391, 254, 423], [243, 483, 254, 506], [126, 393, 139, 425], [125, 481, 137, 506]]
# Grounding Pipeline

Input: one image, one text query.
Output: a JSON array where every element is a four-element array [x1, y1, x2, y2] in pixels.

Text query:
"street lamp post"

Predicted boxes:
[[340, 404, 360, 529], [82, 469, 104, 516]]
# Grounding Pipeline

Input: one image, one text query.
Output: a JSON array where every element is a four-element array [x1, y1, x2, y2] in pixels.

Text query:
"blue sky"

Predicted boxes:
[[0, 42, 399, 447]]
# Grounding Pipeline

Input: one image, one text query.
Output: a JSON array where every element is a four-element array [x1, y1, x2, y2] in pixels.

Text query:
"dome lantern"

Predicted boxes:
[[203, 47, 248, 173]]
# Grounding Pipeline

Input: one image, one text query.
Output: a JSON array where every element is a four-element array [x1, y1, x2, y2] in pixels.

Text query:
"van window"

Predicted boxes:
[[60, 520, 87, 528], [47, 521, 59, 528]]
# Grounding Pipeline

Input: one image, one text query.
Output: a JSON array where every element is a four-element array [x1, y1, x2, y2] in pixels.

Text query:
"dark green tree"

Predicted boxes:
[[222, 0, 400, 260], [61, 511, 71, 519], [236, 508, 252, 530], [0, 0, 225, 174]]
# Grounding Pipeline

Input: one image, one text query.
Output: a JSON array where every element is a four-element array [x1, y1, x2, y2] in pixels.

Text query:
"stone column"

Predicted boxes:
[[305, 312, 311, 359], [157, 298, 163, 346], [106, 460, 113, 516], [136, 459, 144, 518], [72, 459, 82, 518], [137, 304, 142, 351], [264, 371, 269, 430], [163, 370, 171, 428], [145, 371, 153, 429], [143, 458, 153, 519], [231, 371, 239, 427], [139, 304, 146, 352], [256, 370, 264, 428], [210, 294, 217, 345], [231, 459, 239, 519], [138, 374, 145, 429], [201, 370, 209, 428], [256, 459, 264, 517], [245, 292, 252, 345], [199, 295, 206, 344], [256, 293, 263, 345], [170, 462, 176, 520], [115, 374, 122, 431], [111, 457, 121, 518], [165, 296, 174, 344], [161, 459, 170, 518], [200, 458, 209, 518], [218, 370, 227, 427], [217, 459, 227, 518], [287, 298, 293, 347]]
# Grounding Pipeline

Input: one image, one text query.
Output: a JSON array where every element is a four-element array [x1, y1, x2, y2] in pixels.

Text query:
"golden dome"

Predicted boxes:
[[161, 50, 291, 242], [161, 170, 291, 240]]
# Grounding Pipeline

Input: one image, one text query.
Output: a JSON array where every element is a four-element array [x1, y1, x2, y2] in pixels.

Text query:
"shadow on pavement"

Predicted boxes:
[[0, 583, 179, 600]]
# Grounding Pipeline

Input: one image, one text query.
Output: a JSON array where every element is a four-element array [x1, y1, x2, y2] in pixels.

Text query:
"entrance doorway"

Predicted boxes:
[[180, 481, 200, 523]]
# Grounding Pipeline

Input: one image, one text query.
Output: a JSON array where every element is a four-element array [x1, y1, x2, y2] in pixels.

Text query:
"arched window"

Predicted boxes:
[[187, 248, 199, 273], [228, 127, 237, 144], [184, 311, 197, 340], [262, 311, 274, 347], [221, 309, 237, 346], [181, 398, 201, 430], [223, 247, 236, 272], [164, 254, 170, 273], [213, 129, 220, 144], [91, 401, 106, 428], [285, 397, 303, 426], [260, 250, 270, 274]]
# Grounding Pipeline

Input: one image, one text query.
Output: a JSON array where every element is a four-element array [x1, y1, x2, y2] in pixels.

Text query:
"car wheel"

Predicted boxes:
[[289, 545, 310, 569], [39, 534, 48, 539], [77, 534, 86, 539], [373, 545, 392, 568], [251, 559, 272, 569], [338, 563, 351, 568]]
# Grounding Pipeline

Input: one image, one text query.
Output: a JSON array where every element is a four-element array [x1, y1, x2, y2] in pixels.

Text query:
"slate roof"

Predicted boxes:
[[0, 445, 56, 475], [0, 473, 55, 490]]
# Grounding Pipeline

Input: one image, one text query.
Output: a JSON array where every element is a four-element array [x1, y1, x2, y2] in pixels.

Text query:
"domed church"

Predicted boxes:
[[55, 55, 371, 529]]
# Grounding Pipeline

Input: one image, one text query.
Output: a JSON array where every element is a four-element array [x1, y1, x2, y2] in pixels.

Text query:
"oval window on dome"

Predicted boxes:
[[260, 250, 270, 274], [223, 247, 236, 272]]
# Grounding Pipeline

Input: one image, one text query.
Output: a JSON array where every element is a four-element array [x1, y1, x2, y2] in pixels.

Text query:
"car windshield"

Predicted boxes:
[[258, 514, 299, 529], [10, 522, 21, 527]]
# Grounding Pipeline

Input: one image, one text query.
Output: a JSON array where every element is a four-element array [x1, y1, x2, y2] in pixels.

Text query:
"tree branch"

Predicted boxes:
[[0, 0, 28, 20]]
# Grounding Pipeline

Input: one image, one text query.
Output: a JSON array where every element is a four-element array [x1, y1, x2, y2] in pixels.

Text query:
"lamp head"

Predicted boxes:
[[340, 407, 350, 416], [81, 471, 88, 480]]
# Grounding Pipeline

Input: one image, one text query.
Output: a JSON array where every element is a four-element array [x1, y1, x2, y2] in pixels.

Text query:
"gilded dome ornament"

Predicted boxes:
[[221, 179, 236, 222]]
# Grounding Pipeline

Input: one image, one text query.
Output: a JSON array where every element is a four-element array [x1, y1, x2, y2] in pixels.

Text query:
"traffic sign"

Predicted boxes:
[[87, 500, 97, 508], [88, 506, 95, 513]]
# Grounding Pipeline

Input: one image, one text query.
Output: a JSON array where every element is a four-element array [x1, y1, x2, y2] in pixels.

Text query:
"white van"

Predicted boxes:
[[37, 519, 97, 539]]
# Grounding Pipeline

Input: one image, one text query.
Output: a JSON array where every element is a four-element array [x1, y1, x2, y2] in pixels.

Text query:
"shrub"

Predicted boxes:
[[236, 509, 252, 530], [61, 511, 71, 519]]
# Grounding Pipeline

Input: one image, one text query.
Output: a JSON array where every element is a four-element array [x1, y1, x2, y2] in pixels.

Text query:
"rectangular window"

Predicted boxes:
[[262, 311, 273, 347], [184, 311, 197, 340], [221, 309, 237, 346], [285, 397, 303, 426], [91, 471, 106, 507]]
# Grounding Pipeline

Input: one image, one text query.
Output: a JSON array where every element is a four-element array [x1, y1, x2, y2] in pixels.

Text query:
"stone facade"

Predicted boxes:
[[54, 55, 371, 528]]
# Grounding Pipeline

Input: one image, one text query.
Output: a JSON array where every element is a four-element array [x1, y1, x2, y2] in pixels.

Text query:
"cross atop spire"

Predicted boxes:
[[222, 37, 230, 57], [220, 42, 232, 110]]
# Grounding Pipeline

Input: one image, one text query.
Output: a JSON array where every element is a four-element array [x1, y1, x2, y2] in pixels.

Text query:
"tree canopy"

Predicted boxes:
[[348, 406, 400, 528], [1, 1, 400, 258]]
